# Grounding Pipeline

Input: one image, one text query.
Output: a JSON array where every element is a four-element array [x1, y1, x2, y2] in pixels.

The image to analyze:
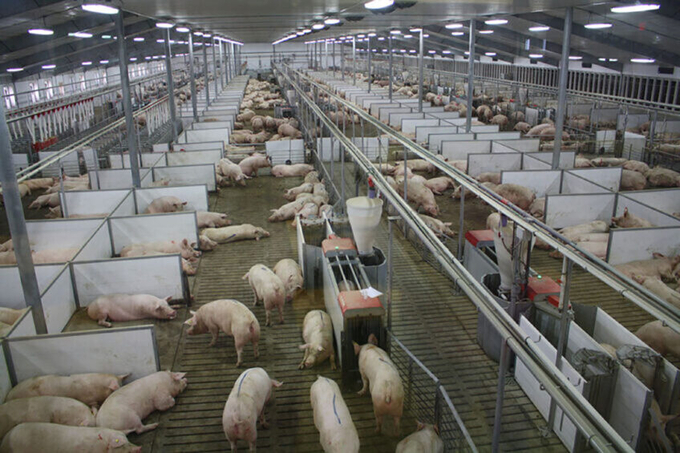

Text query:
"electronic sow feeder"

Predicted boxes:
[[296, 196, 387, 388]]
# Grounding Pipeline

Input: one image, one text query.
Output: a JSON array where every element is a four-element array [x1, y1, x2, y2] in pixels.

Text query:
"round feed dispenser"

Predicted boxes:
[[346, 196, 383, 255]]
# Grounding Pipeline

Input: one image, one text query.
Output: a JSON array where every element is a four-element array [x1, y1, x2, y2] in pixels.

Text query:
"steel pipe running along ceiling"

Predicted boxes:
[[273, 63, 631, 453], [289, 66, 680, 336]]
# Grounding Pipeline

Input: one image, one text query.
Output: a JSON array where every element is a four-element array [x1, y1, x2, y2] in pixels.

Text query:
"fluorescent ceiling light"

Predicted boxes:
[[428, 50, 436, 54], [133, 37, 144, 42], [176, 27, 190, 33], [598, 57, 607, 61], [409, 28, 422, 32], [611, 3, 660, 13], [368, 32, 376, 37], [529, 26, 550, 32], [404, 34, 413, 38], [390, 30, 401, 34], [296, 31, 305, 35], [377, 37, 385, 41], [69, 32, 93, 38], [42, 64, 56, 69], [631, 57, 655, 63], [100, 60, 109, 64], [28, 28, 54, 36], [152, 56, 159, 59], [157, 39, 165, 43], [609, 58, 618, 62], [7, 68, 24, 73], [479, 30, 494, 34], [194, 31, 203, 36], [400, 49, 406, 53], [156, 22, 174, 29], [204, 34, 212, 38], [464, 51, 470, 55], [130, 57, 137, 61], [485, 19, 508, 25], [312, 24, 326, 30], [584, 23, 612, 29], [81, 3, 119, 14], [442, 50, 451, 54], [145, 56, 151, 60], [382, 49, 387, 52], [357, 34, 366, 38], [365, 0, 394, 10], [569, 55, 582, 60], [102, 35, 112, 39], [530, 53, 543, 58], [325, 18, 340, 25], [409, 49, 416, 53], [445, 23, 463, 29], [81, 61, 92, 66], [303, 29, 312, 33], [485, 52, 496, 56], [451, 32, 464, 36]]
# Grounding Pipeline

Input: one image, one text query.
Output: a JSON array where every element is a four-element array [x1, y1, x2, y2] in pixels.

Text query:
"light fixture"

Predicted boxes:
[[377, 36, 385, 41], [584, 23, 612, 29], [569, 55, 582, 60], [451, 31, 464, 36], [102, 35, 112, 39], [303, 28, 312, 33], [530, 53, 543, 58], [357, 34, 366, 38], [296, 31, 305, 35], [325, 18, 341, 25], [479, 30, 494, 34], [69, 32, 93, 38], [42, 64, 56, 69], [609, 58, 618, 62], [445, 23, 463, 29], [409, 27, 422, 32], [312, 23, 326, 30], [157, 39, 165, 43], [428, 50, 436, 54], [409, 49, 416, 53], [100, 60, 109, 64], [81, 61, 92, 66], [423, 33, 429, 37], [611, 3, 660, 13], [390, 30, 401, 34], [382, 49, 387, 52], [464, 51, 470, 55], [368, 32, 377, 37], [7, 68, 23, 73], [28, 28, 54, 36], [631, 57, 655, 63], [400, 49, 406, 53], [133, 37, 144, 42], [176, 27, 190, 33], [81, 3, 119, 14], [130, 57, 137, 61], [485, 19, 508, 25], [364, 0, 394, 10], [598, 57, 607, 61], [442, 50, 451, 54], [145, 56, 152, 60], [156, 22, 174, 29], [404, 34, 413, 39], [194, 31, 203, 36], [529, 26, 550, 32], [485, 52, 496, 56]]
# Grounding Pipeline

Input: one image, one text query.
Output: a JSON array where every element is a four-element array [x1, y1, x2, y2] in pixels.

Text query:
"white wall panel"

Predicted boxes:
[[544, 193, 616, 229], [109, 212, 198, 255], [134, 185, 208, 213]]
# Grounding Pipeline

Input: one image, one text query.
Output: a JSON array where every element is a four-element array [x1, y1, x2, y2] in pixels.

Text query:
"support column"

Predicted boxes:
[[352, 37, 356, 85], [203, 36, 210, 105], [219, 40, 225, 90], [212, 37, 219, 98], [367, 36, 372, 93], [0, 102, 47, 334], [388, 35, 393, 102], [466, 20, 476, 133], [418, 29, 424, 113], [332, 40, 336, 76], [115, 11, 141, 187], [188, 33, 198, 121], [165, 29, 178, 141], [341, 40, 345, 80], [552, 7, 573, 169]]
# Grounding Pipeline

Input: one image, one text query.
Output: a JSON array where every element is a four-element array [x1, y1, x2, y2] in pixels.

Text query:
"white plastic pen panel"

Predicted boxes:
[[153, 165, 217, 192], [109, 212, 199, 255], [607, 226, 680, 265], [544, 193, 616, 230], [466, 153, 522, 177], [500, 170, 562, 198], [25, 218, 102, 253], [60, 189, 131, 218], [134, 185, 209, 213]]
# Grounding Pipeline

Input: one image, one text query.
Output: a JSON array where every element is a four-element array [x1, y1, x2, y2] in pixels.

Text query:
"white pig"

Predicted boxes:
[[32, 248, 80, 264], [199, 234, 218, 251], [0, 239, 11, 252], [354, 334, 404, 435], [396, 422, 444, 453], [6, 373, 128, 407], [299, 310, 335, 369], [292, 203, 319, 226], [197, 211, 231, 228], [423, 177, 454, 195], [611, 208, 654, 228], [268, 199, 305, 222], [96, 371, 187, 434], [615, 253, 680, 281], [418, 214, 455, 237], [310, 376, 359, 453], [271, 164, 314, 177], [185, 299, 260, 367], [305, 171, 320, 184], [86, 294, 177, 327], [398, 178, 439, 217], [273, 258, 303, 302], [0, 423, 140, 452], [239, 154, 272, 177], [220, 160, 250, 186], [28, 193, 60, 209], [201, 224, 270, 243], [636, 320, 680, 358], [243, 264, 286, 326], [120, 239, 200, 260], [222, 368, 283, 452], [284, 183, 314, 201], [0, 308, 24, 326], [144, 196, 186, 214], [632, 275, 680, 309], [493, 184, 536, 211], [0, 396, 96, 439], [559, 220, 609, 237]]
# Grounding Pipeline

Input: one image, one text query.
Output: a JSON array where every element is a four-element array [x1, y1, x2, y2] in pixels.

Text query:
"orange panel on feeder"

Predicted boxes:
[[338, 291, 384, 318], [322, 237, 356, 255], [527, 276, 561, 304], [465, 230, 495, 247]]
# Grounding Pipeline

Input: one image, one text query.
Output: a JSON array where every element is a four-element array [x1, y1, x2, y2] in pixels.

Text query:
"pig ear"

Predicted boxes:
[[117, 373, 131, 382], [416, 421, 426, 431], [353, 342, 361, 356], [298, 344, 309, 350], [444, 222, 453, 227], [190, 310, 197, 315], [182, 239, 189, 247], [367, 333, 378, 345], [623, 207, 629, 216], [652, 252, 666, 259], [317, 345, 325, 352], [271, 379, 283, 388], [165, 296, 172, 302], [182, 202, 188, 205], [171, 372, 187, 381], [190, 242, 197, 249]]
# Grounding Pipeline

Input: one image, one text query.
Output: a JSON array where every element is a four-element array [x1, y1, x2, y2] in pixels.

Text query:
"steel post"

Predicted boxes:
[[352, 37, 356, 85], [219, 40, 225, 90], [552, 7, 573, 169], [341, 40, 345, 80], [0, 102, 47, 334], [367, 36, 372, 93], [388, 36, 393, 102], [466, 20, 476, 133], [203, 36, 210, 105], [332, 40, 336, 76], [165, 29, 178, 141], [418, 30, 424, 113], [115, 11, 141, 187], [212, 38, 219, 98], [491, 339, 509, 452], [188, 33, 199, 121], [457, 186, 465, 260]]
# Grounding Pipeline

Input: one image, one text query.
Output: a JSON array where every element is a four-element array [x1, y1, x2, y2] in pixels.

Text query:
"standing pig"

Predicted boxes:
[[145, 196, 186, 214], [0, 396, 96, 439], [197, 211, 231, 228], [284, 183, 314, 201], [491, 114, 509, 128], [620, 170, 647, 191], [611, 208, 654, 228], [0, 423, 140, 453], [493, 184, 536, 211], [243, 264, 286, 326], [185, 299, 260, 367], [299, 310, 335, 369], [354, 334, 404, 435], [239, 154, 272, 177], [271, 164, 315, 177], [96, 371, 187, 434], [423, 177, 455, 195], [273, 258, 303, 302], [201, 224, 270, 243], [86, 294, 177, 327], [222, 368, 283, 452], [396, 422, 444, 453], [219, 160, 250, 186], [6, 373, 128, 407], [636, 320, 680, 358], [310, 376, 360, 453]]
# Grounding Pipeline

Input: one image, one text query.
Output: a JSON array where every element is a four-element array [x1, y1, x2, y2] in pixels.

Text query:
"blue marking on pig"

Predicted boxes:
[[332, 393, 341, 425], [237, 370, 250, 396]]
